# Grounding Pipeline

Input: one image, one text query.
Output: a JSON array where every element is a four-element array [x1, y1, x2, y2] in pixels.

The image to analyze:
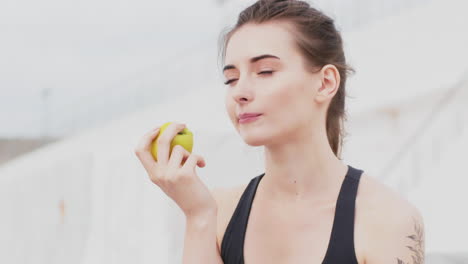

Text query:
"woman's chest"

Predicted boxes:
[[243, 205, 336, 264]]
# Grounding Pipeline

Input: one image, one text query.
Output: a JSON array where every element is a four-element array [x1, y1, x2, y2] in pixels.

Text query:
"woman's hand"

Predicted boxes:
[[134, 122, 217, 219]]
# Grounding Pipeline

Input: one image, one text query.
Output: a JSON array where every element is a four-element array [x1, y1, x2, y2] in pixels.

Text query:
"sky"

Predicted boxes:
[[0, 0, 224, 137], [0, 0, 222, 93], [0, 0, 436, 138]]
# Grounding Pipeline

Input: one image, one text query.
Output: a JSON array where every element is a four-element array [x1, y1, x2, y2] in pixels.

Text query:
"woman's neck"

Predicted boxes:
[[261, 128, 348, 203]]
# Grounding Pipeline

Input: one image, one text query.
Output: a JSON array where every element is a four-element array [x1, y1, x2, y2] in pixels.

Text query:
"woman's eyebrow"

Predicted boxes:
[[223, 54, 280, 72]]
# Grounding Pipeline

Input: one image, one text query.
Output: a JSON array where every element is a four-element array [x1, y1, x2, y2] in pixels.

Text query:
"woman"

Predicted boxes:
[[135, 0, 425, 263]]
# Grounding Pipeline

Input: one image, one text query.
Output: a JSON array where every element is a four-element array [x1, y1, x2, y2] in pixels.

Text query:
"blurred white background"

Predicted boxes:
[[0, 0, 467, 263]]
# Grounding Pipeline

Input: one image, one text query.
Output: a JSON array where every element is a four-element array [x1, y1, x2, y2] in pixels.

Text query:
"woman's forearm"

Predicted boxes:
[[182, 211, 224, 264]]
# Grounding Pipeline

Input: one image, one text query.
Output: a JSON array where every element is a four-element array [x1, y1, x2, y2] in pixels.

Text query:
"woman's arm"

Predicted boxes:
[[182, 210, 224, 264], [134, 123, 223, 263], [182, 188, 223, 264], [364, 199, 425, 264]]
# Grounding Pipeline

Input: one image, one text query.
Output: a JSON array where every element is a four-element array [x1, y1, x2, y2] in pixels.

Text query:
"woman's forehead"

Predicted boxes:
[[225, 22, 298, 65]]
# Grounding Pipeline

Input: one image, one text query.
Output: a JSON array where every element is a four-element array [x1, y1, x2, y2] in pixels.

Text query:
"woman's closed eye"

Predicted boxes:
[[224, 71, 274, 85], [259, 70, 274, 75]]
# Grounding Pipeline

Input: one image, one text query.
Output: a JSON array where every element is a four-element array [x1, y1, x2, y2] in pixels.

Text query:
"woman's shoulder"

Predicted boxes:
[[210, 182, 250, 254], [210, 183, 248, 220], [356, 172, 422, 219], [356, 172, 425, 263]]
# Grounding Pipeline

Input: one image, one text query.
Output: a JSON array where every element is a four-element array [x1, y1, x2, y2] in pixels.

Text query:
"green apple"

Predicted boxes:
[[151, 122, 193, 163]]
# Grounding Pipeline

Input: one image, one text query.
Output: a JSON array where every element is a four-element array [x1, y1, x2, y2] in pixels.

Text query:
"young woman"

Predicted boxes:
[[135, 0, 425, 263]]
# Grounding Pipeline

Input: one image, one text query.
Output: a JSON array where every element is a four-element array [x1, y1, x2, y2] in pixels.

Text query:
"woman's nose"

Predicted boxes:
[[232, 79, 254, 104]]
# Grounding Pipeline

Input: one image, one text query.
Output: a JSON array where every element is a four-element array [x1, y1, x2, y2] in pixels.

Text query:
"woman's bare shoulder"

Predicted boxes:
[[356, 173, 425, 263], [357, 172, 420, 215], [210, 183, 249, 254]]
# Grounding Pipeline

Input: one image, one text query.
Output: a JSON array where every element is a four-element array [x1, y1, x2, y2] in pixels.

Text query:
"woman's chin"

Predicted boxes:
[[237, 123, 270, 146], [241, 135, 268, 147], [245, 141, 264, 147]]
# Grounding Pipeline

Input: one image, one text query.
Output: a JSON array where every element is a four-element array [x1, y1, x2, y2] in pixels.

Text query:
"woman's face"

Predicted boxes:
[[223, 21, 328, 147]]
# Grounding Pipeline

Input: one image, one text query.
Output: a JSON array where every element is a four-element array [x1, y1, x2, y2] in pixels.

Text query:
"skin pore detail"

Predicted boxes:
[[397, 216, 425, 264]]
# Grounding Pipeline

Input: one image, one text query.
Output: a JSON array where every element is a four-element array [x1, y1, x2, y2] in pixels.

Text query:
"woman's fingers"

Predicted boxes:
[[134, 127, 160, 173], [167, 145, 189, 169], [156, 123, 186, 164], [167, 145, 205, 169], [134, 123, 214, 218], [182, 153, 206, 172]]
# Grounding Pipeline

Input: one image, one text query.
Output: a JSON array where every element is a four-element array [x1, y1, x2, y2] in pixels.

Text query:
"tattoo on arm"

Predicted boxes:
[[396, 216, 425, 264]]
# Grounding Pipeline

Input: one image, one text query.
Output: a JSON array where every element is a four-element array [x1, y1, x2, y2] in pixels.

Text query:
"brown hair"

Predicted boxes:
[[218, 0, 355, 159]]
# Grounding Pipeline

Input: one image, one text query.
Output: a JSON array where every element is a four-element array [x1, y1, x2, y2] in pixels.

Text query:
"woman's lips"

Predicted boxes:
[[238, 113, 262, 119], [239, 114, 262, 124]]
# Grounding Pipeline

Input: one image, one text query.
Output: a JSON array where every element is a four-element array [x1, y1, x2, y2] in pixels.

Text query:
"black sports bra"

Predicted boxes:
[[221, 165, 364, 264]]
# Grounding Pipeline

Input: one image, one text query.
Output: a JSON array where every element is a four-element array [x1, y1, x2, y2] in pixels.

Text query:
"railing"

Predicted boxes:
[[379, 76, 468, 193]]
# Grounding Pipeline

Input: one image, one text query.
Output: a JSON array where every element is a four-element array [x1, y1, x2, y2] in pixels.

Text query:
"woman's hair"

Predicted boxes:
[[218, 0, 355, 159]]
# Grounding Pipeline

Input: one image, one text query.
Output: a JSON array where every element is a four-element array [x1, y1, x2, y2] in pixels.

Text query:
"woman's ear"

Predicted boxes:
[[315, 64, 340, 103]]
